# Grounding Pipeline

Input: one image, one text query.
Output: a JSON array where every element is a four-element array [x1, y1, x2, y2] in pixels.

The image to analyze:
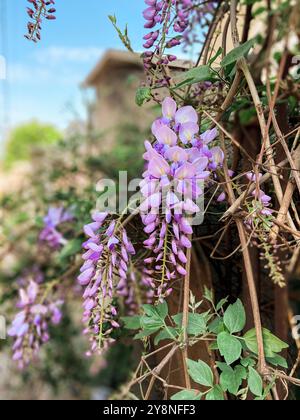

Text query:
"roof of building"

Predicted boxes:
[[83, 49, 192, 87]]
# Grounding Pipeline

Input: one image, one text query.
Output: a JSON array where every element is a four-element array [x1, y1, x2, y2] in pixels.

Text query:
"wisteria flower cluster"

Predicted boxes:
[[139, 97, 223, 299], [244, 172, 273, 227], [8, 280, 63, 369], [25, 0, 56, 42], [78, 212, 136, 356], [243, 172, 285, 287], [142, 0, 216, 71], [39, 207, 73, 249]]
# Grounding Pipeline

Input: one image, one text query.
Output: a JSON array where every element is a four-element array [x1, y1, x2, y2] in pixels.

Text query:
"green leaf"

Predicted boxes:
[[217, 363, 246, 395], [174, 65, 215, 89], [108, 14, 117, 24], [239, 107, 257, 124], [205, 385, 225, 400], [223, 299, 246, 333], [172, 312, 209, 336], [59, 239, 82, 261], [142, 303, 167, 322], [134, 328, 160, 340], [122, 315, 141, 330], [240, 357, 256, 368], [209, 341, 219, 350], [156, 301, 168, 320], [252, 6, 266, 17], [140, 315, 163, 331], [221, 38, 256, 68], [187, 359, 214, 388], [248, 367, 263, 397], [203, 287, 214, 304], [235, 365, 248, 381], [135, 87, 151, 106], [208, 318, 225, 334], [217, 331, 242, 365], [208, 47, 223, 65], [171, 390, 202, 400], [216, 297, 228, 312], [243, 328, 289, 358], [266, 355, 288, 369], [154, 327, 178, 345]]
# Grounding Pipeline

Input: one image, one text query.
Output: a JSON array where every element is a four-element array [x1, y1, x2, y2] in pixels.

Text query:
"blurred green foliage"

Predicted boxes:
[[4, 120, 61, 168], [86, 123, 145, 181]]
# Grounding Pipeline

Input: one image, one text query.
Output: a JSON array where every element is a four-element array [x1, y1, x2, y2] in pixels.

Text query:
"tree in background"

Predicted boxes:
[[4, 121, 61, 168]]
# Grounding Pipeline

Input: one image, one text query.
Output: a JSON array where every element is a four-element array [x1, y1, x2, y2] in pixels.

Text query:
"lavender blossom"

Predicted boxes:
[[8, 280, 63, 369], [78, 212, 136, 355], [25, 0, 56, 42], [244, 172, 274, 227], [142, 1, 217, 75], [39, 207, 73, 249], [140, 97, 222, 299]]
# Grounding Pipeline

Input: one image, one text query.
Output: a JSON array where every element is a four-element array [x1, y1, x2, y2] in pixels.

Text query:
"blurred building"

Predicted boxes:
[[82, 49, 191, 138]]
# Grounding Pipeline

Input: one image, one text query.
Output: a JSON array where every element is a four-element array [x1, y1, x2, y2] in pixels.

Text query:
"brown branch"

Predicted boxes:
[[221, 146, 300, 219], [182, 241, 192, 389], [220, 130, 267, 373]]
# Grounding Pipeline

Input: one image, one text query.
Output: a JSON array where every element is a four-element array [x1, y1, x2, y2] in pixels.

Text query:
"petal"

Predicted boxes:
[[164, 146, 188, 162], [175, 106, 198, 125], [166, 191, 180, 207], [27, 281, 38, 302], [174, 162, 196, 180], [201, 128, 218, 144], [180, 235, 192, 248], [162, 97, 177, 120], [210, 147, 224, 166], [217, 192, 226, 202], [179, 122, 199, 143], [148, 156, 170, 178], [183, 199, 200, 213], [78, 268, 94, 286], [194, 156, 208, 172], [108, 236, 119, 250], [151, 119, 166, 138], [154, 125, 177, 146], [179, 218, 193, 234], [92, 212, 108, 224]]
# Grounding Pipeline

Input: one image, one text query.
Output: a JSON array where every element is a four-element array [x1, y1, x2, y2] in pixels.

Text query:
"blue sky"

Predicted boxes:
[[0, 0, 146, 139]]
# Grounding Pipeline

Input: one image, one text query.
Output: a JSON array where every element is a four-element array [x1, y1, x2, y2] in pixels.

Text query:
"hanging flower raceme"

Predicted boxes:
[[25, 0, 56, 42], [244, 172, 273, 228], [242, 172, 285, 287], [8, 280, 63, 369], [142, 0, 216, 74], [139, 97, 223, 300], [39, 207, 73, 249], [78, 212, 136, 356]]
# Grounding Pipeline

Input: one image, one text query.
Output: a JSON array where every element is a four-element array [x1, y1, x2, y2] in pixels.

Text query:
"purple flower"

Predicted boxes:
[[139, 96, 222, 300], [179, 122, 199, 144], [154, 125, 178, 146], [162, 97, 177, 120], [175, 106, 198, 125], [147, 153, 170, 179], [217, 192, 226, 202], [9, 280, 63, 369], [141, 1, 217, 79], [25, 0, 56, 43], [78, 215, 136, 355], [165, 146, 188, 162], [39, 207, 74, 249], [201, 128, 218, 144]]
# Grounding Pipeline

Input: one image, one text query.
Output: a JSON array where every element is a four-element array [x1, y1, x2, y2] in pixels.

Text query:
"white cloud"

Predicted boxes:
[[6, 45, 104, 130], [34, 46, 104, 64], [8, 45, 104, 85], [8, 62, 83, 85]]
